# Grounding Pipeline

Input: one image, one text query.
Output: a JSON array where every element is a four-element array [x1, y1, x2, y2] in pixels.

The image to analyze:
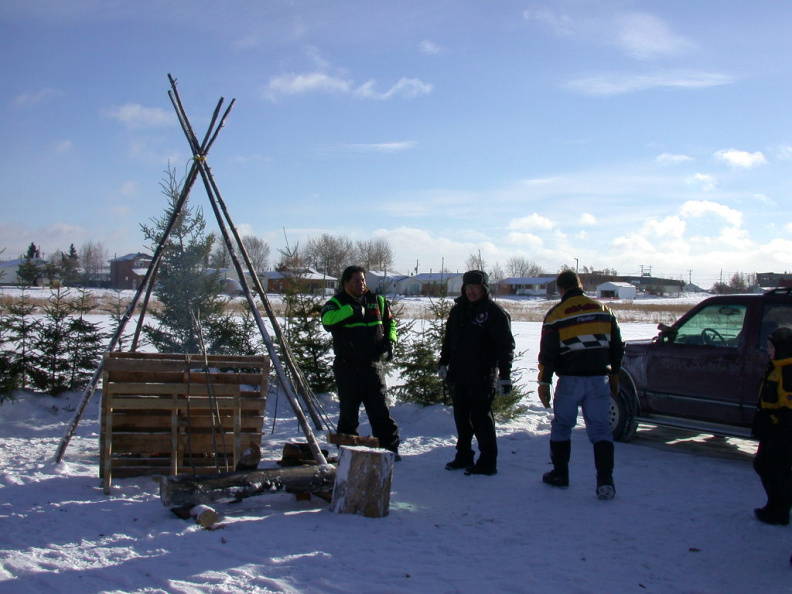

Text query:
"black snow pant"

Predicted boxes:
[[447, 371, 498, 467], [333, 357, 400, 452], [753, 430, 792, 519]]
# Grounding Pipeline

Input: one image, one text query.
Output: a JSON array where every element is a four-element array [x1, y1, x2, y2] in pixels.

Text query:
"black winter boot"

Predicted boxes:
[[445, 450, 475, 471], [594, 440, 615, 500], [542, 440, 570, 487]]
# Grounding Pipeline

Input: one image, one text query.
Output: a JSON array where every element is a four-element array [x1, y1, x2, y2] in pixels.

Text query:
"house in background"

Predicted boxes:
[[596, 281, 637, 300], [408, 272, 463, 296], [365, 270, 409, 295], [0, 258, 48, 286], [498, 277, 557, 298], [109, 253, 152, 290]]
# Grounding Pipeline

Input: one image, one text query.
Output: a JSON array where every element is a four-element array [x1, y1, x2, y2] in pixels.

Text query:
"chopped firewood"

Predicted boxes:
[[327, 432, 379, 448], [159, 464, 337, 507], [235, 441, 261, 471], [279, 442, 330, 466]]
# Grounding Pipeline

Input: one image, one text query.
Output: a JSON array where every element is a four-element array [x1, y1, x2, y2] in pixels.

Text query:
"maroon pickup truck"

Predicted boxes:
[[611, 288, 792, 441]]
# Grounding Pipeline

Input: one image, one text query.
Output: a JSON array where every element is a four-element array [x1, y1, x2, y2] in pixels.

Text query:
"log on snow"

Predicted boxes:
[[159, 464, 336, 507]]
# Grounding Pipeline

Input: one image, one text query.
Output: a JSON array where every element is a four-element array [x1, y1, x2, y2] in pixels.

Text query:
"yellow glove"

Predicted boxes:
[[608, 374, 619, 398], [537, 383, 552, 408]]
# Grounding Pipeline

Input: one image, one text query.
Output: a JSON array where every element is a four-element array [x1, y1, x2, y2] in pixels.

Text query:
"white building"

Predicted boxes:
[[596, 281, 637, 300]]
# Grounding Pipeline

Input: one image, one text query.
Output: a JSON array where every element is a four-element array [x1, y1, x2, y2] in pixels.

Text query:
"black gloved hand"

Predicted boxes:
[[350, 302, 364, 319], [385, 341, 394, 361], [498, 378, 512, 396]]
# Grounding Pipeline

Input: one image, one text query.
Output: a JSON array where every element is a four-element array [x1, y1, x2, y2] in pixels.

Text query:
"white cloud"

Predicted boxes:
[[524, 9, 692, 59], [119, 181, 138, 196], [419, 40, 442, 55], [679, 200, 742, 227], [566, 71, 734, 97], [104, 103, 174, 128], [508, 213, 554, 232], [354, 78, 433, 100], [656, 152, 693, 165], [334, 141, 417, 153], [579, 213, 598, 225], [53, 140, 73, 154], [523, 8, 574, 36], [714, 148, 766, 168], [264, 72, 352, 100], [13, 88, 62, 107], [776, 145, 792, 160], [613, 12, 694, 59], [264, 72, 432, 101], [506, 232, 544, 249], [232, 35, 259, 52], [642, 215, 686, 239], [689, 173, 717, 191], [611, 232, 657, 254]]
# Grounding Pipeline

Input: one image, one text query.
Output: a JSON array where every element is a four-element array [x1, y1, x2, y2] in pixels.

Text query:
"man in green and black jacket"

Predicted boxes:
[[321, 265, 400, 459]]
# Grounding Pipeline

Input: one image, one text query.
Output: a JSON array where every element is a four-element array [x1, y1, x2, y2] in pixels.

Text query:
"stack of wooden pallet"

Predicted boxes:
[[100, 352, 269, 493]]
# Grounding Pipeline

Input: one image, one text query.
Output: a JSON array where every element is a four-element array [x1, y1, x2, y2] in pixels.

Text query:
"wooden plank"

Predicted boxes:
[[104, 370, 266, 385], [105, 352, 268, 370], [105, 383, 241, 396]]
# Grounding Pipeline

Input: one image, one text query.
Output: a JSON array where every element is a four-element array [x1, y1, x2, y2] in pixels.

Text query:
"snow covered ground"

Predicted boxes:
[[1, 308, 790, 593]]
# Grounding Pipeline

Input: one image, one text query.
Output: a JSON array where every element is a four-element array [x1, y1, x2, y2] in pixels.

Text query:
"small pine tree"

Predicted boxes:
[[491, 350, 530, 421], [282, 276, 334, 393], [391, 297, 452, 405], [32, 287, 75, 395], [1, 288, 41, 391], [0, 300, 20, 401], [99, 290, 135, 352], [61, 244, 80, 287], [17, 243, 43, 287], [140, 167, 228, 354], [203, 301, 264, 357], [65, 289, 107, 391]]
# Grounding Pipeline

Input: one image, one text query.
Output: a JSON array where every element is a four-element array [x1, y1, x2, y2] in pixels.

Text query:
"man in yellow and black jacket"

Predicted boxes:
[[321, 265, 400, 459], [538, 270, 624, 500], [752, 326, 792, 525]]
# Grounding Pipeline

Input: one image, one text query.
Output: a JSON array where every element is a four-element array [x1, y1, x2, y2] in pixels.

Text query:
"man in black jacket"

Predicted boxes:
[[321, 265, 400, 459], [438, 270, 515, 475]]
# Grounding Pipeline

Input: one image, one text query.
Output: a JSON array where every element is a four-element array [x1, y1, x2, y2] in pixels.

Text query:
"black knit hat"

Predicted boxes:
[[462, 270, 488, 287], [769, 327, 792, 360]]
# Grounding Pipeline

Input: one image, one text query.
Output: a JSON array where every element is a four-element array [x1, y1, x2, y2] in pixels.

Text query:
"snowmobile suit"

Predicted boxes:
[[439, 286, 515, 470], [752, 353, 792, 524], [321, 289, 399, 452]]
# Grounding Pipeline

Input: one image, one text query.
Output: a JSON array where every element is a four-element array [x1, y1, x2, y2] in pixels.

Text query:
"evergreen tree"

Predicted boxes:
[[61, 244, 80, 287], [66, 289, 106, 391], [32, 287, 74, 395], [391, 297, 450, 405], [99, 290, 135, 352], [0, 300, 20, 401], [0, 289, 40, 391], [140, 167, 227, 353], [282, 274, 334, 393], [17, 242, 42, 286]]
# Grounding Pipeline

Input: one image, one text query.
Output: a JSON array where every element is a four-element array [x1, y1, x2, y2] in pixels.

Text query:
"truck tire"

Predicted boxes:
[[610, 385, 638, 442]]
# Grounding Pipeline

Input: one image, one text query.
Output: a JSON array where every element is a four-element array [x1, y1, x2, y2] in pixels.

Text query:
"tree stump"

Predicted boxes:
[[329, 446, 394, 518]]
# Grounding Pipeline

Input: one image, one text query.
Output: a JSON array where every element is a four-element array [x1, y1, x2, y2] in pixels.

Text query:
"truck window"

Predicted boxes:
[[759, 305, 792, 349], [674, 304, 746, 347]]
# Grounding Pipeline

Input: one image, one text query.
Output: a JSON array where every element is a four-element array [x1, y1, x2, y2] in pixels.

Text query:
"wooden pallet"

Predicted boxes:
[[100, 352, 269, 493]]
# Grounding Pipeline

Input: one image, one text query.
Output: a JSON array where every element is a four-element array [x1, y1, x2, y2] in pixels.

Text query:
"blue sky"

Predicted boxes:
[[2, 1, 791, 287]]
